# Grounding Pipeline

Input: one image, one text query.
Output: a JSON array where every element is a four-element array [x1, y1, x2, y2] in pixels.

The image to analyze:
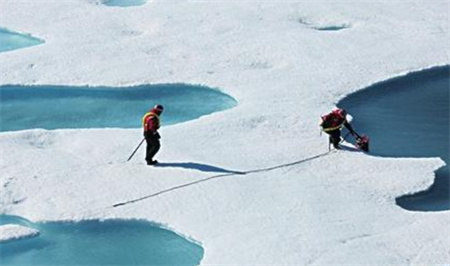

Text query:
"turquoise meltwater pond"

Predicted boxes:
[[104, 0, 147, 7], [0, 28, 43, 53], [0, 84, 237, 132], [0, 215, 204, 266]]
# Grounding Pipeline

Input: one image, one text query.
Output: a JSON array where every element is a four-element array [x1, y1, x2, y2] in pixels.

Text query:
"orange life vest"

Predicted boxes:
[[142, 112, 160, 132]]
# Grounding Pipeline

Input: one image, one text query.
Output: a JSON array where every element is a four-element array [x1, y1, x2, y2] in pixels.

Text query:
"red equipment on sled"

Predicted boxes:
[[341, 132, 370, 152], [355, 134, 370, 152]]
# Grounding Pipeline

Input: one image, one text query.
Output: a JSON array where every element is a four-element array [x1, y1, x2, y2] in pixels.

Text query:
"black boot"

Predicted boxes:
[[147, 160, 158, 165]]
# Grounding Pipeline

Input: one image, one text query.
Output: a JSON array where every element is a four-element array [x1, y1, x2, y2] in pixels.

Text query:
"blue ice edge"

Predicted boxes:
[[0, 27, 44, 53], [0, 83, 237, 132], [338, 65, 450, 212], [0, 214, 204, 266]]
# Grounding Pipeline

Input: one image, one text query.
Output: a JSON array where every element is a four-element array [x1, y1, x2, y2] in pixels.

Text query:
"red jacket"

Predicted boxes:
[[321, 110, 354, 133]]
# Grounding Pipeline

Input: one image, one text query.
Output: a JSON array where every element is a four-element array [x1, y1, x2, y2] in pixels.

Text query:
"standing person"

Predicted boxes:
[[320, 108, 356, 150], [142, 104, 164, 165]]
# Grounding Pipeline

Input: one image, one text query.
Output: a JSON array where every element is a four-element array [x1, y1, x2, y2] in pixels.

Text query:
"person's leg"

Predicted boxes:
[[147, 136, 161, 163], [145, 137, 152, 163], [330, 130, 342, 149]]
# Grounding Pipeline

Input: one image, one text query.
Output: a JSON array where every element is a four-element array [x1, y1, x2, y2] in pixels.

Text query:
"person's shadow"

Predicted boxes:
[[155, 162, 245, 174]]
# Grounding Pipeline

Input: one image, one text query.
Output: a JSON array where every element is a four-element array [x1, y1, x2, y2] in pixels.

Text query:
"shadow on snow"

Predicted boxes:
[[154, 162, 244, 174]]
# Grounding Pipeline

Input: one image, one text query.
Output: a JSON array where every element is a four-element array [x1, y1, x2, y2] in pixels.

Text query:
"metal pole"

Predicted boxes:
[[127, 138, 145, 162]]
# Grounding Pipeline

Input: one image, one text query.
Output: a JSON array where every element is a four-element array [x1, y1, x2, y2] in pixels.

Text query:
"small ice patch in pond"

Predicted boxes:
[[0, 84, 237, 132], [0, 28, 44, 53], [0, 225, 39, 244], [0, 215, 204, 266], [104, 0, 147, 7], [339, 66, 450, 211]]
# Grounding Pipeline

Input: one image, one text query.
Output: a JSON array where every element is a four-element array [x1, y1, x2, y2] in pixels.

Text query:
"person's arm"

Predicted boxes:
[[344, 120, 356, 135]]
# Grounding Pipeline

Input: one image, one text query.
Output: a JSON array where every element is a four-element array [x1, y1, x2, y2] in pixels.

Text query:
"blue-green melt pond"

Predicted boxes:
[[0, 28, 44, 53], [0, 215, 204, 266], [0, 84, 237, 132], [104, 0, 147, 7]]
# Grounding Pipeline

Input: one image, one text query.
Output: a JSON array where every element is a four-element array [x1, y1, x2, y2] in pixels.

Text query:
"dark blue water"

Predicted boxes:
[[0, 215, 204, 266], [0, 84, 237, 132], [0, 28, 43, 53], [339, 66, 450, 211]]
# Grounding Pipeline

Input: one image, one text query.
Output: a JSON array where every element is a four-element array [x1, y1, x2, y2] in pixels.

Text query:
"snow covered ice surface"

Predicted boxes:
[[0, 0, 449, 265], [0, 224, 39, 243]]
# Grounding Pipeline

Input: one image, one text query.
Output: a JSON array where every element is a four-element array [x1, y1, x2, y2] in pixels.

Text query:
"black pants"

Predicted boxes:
[[145, 134, 160, 163], [326, 130, 341, 148]]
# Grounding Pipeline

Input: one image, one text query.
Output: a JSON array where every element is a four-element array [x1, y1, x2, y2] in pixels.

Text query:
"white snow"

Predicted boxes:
[[0, 224, 39, 243], [0, 0, 449, 265]]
